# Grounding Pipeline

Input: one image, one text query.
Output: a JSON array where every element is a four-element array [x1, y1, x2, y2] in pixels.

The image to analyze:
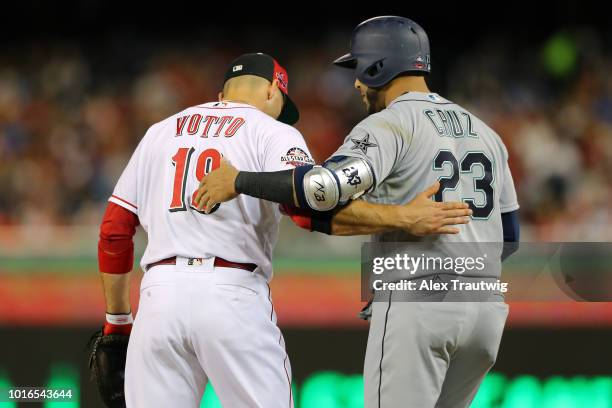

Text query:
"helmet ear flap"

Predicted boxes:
[[362, 58, 385, 85], [364, 59, 385, 80]]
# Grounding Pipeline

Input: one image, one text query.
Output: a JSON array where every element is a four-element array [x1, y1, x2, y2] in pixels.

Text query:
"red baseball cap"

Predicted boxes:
[[224, 53, 299, 125]]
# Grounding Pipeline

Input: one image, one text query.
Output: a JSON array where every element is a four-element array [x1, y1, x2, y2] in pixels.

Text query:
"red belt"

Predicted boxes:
[[145, 256, 257, 272]]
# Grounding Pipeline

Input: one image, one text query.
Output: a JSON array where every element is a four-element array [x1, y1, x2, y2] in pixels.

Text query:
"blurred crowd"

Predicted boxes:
[[1, 30, 611, 240]]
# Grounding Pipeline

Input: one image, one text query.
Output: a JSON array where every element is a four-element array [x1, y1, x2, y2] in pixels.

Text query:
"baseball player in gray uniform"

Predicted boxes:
[[196, 16, 520, 408]]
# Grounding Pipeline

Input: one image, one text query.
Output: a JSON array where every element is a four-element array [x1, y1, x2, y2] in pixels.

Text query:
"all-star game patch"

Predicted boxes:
[[281, 147, 315, 167]]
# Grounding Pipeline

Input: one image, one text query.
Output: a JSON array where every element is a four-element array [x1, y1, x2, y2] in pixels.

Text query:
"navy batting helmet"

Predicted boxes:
[[333, 16, 431, 88]]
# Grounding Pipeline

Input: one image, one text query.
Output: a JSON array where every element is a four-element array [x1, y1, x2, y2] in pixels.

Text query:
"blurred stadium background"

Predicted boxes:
[[1, 2, 611, 407]]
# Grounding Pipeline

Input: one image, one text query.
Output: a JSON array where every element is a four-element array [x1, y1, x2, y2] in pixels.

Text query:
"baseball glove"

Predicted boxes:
[[87, 329, 129, 408]]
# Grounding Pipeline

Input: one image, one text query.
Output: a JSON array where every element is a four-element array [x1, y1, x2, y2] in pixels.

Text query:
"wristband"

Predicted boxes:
[[105, 312, 133, 325], [103, 313, 133, 336]]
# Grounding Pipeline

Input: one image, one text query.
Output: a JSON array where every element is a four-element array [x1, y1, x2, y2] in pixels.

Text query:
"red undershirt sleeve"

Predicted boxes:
[[98, 202, 140, 274]]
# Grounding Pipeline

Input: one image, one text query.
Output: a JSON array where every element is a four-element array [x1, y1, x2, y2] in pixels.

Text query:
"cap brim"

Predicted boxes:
[[333, 53, 357, 68], [278, 94, 299, 125]]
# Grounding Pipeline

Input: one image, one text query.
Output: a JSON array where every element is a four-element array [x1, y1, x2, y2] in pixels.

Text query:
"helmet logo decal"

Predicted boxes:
[[414, 55, 430, 70]]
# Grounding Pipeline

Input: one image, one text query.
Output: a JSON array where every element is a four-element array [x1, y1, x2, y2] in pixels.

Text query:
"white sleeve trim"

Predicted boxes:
[[108, 195, 138, 215]]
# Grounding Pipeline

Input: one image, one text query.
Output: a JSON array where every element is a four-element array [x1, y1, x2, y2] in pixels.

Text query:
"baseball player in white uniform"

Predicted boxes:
[[96, 52, 473, 408], [195, 17, 520, 408]]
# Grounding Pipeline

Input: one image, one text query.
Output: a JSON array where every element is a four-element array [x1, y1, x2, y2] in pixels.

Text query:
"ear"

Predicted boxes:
[[268, 79, 280, 100], [218, 91, 224, 102]]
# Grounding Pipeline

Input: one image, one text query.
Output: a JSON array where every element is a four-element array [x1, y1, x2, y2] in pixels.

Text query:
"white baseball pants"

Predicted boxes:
[[125, 257, 293, 408]]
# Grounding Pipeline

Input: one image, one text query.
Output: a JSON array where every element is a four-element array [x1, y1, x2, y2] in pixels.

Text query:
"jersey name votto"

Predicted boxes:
[[175, 114, 246, 138]]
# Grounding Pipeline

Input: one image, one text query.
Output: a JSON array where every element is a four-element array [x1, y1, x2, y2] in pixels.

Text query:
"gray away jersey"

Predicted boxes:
[[333, 91, 519, 245]]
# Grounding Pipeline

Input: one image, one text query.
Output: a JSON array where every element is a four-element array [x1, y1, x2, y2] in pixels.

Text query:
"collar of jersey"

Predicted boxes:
[[388, 92, 446, 107], [202, 101, 257, 109]]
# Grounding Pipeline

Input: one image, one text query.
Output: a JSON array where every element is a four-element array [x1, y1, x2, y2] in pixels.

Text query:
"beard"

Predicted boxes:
[[364, 87, 385, 114]]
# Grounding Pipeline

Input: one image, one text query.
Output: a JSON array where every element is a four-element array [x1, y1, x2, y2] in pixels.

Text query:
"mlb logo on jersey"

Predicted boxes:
[[187, 258, 204, 266]]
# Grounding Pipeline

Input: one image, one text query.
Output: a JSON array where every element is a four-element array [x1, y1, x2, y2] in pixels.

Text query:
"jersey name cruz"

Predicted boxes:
[[175, 114, 246, 138], [423, 109, 478, 139]]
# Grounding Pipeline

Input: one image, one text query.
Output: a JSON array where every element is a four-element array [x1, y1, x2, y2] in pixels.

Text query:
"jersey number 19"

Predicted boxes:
[[169, 147, 221, 214]]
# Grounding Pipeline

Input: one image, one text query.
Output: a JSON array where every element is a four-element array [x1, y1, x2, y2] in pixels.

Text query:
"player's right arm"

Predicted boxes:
[[279, 181, 471, 236], [328, 182, 471, 236]]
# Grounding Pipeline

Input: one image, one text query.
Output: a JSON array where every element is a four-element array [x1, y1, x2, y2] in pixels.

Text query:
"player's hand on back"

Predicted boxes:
[[195, 158, 239, 213], [400, 181, 472, 236]]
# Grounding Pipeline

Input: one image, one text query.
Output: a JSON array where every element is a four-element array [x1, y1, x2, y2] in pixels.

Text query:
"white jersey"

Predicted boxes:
[[109, 101, 314, 280]]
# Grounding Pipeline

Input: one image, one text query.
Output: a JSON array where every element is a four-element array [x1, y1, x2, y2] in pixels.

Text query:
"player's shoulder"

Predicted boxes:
[[354, 106, 403, 134], [356, 92, 450, 131], [349, 102, 411, 144], [388, 92, 453, 111]]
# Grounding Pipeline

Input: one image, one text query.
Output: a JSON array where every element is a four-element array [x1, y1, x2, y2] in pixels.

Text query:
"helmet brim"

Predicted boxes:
[[333, 53, 357, 68]]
